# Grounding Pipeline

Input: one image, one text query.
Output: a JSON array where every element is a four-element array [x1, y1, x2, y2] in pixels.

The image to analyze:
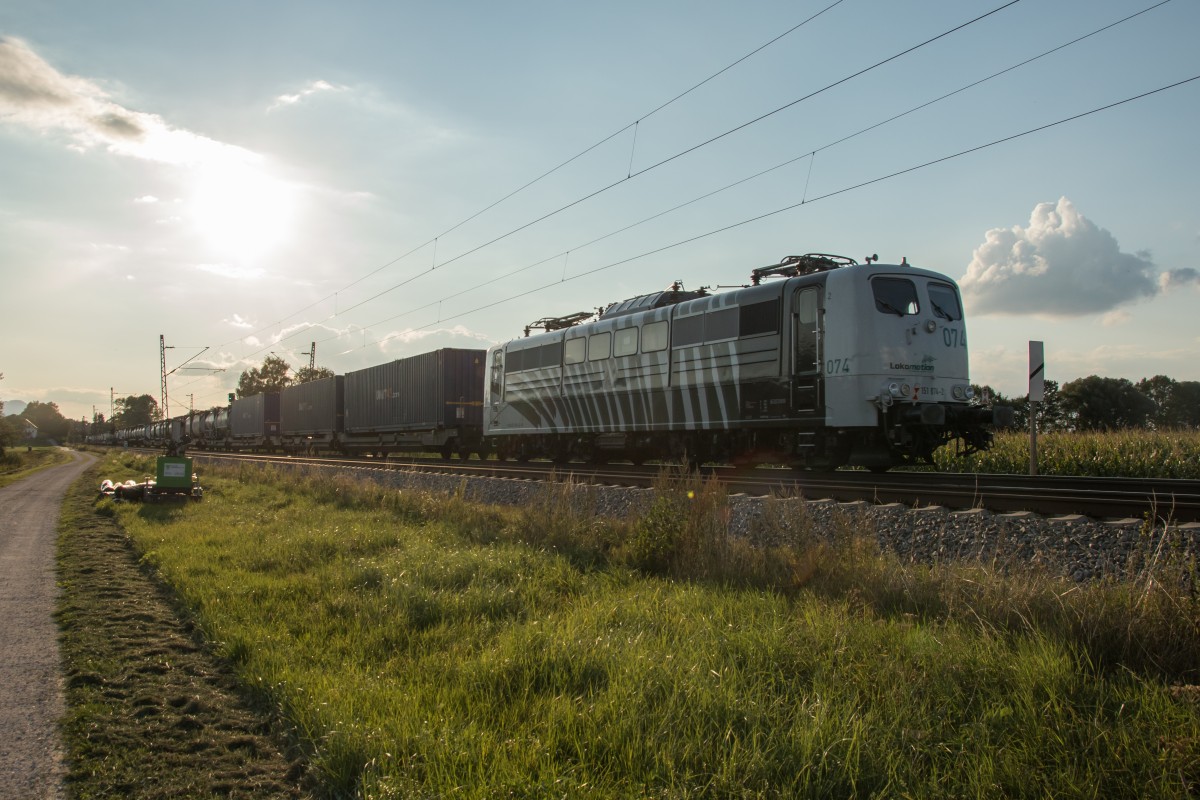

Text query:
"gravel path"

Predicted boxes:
[[0, 450, 95, 800]]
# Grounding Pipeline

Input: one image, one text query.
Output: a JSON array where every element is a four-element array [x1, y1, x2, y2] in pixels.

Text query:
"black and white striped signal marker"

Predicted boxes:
[[1029, 340, 1045, 402]]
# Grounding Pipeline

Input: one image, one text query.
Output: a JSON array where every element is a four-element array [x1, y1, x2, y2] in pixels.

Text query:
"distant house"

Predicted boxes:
[[21, 419, 38, 440]]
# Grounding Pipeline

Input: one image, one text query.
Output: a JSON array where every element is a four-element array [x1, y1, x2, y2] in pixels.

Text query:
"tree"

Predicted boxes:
[[1166, 381, 1200, 428], [1137, 375, 1200, 429], [1060, 376, 1155, 431], [236, 354, 292, 398], [294, 365, 335, 385], [19, 400, 70, 443], [111, 394, 160, 427]]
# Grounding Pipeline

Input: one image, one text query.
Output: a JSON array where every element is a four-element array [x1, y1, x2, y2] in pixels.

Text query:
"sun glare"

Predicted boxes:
[[189, 159, 298, 262]]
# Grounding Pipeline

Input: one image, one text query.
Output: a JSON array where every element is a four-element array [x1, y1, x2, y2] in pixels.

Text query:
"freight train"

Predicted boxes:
[[94, 253, 1012, 471]]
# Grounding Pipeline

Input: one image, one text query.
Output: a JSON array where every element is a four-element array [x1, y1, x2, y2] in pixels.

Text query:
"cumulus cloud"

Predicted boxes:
[[0, 36, 259, 167], [960, 197, 1159, 316], [268, 79, 345, 111]]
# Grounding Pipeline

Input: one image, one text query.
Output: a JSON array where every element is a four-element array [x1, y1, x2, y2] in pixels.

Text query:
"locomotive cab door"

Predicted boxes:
[[791, 286, 822, 415]]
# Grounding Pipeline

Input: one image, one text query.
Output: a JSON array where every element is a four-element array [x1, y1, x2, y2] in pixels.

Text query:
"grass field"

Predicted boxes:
[[63, 451, 1200, 798]]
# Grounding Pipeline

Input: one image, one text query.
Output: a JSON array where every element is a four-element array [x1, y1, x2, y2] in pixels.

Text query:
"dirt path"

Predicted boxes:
[[0, 450, 94, 800]]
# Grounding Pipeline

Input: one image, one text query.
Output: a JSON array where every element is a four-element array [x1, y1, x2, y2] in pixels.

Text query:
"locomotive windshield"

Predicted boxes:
[[872, 277, 919, 316], [927, 282, 962, 321]]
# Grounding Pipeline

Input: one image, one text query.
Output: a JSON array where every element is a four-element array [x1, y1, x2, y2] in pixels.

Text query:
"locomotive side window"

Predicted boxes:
[[704, 307, 739, 342], [614, 327, 638, 357], [673, 315, 704, 347], [588, 332, 611, 361], [739, 298, 780, 337], [564, 337, 586, 365], [538, 342, 562, 367], [642, 320, 668, 352], [872, 278, 919, 316], [928, 283, 962, 321]]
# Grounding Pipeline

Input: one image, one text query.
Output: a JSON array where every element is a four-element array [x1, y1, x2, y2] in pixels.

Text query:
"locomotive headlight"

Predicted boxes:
[[900, 383, 911, 396], [964, 385, 975, 400], [952, 385, 965, 400], [888, 382, 902, 397], [924, 319, 937, 333]]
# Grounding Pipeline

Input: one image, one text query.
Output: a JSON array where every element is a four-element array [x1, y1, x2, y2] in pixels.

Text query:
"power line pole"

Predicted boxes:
[[303, 341, 316, 372], [159, 334, 175, 419]]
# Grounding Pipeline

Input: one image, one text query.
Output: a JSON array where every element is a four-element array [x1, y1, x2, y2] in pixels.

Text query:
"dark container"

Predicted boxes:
[[344, 348, 486, 433], [281, 376, 345, 435], [230, 392, 281, 437]]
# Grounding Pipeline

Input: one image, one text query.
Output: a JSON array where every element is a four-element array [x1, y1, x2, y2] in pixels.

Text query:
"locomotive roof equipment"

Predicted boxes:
[[750, 252, 858, 284]]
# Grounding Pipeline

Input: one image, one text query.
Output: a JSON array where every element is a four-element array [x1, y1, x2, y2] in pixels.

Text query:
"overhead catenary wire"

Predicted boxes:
[[177, 3, 1185, 406], [336, 73, 1200, 353], [178, 65, 1195, 393], [212, 0, 849, 353], [285, 0, 1024, 334], [224, 0, 1169, 366]]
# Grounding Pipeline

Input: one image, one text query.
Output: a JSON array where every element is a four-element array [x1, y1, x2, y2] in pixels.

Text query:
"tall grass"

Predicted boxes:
[[103, 455, 1199, 798], [937, 428, 1200, 477]]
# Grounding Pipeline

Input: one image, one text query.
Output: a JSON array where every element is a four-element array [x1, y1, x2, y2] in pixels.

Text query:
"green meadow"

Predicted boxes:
[[82, 453, 1198, 798]]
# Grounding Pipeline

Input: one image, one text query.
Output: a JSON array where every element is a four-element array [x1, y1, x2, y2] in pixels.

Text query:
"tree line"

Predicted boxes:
[[977, 375, 1200, 432]]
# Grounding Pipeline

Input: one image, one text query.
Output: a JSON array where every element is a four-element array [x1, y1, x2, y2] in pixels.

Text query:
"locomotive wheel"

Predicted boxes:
[[440, 444, 453, 461]]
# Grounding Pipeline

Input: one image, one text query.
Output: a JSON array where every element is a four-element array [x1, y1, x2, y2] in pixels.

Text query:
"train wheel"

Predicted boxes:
[[440, 444, 453, 461]]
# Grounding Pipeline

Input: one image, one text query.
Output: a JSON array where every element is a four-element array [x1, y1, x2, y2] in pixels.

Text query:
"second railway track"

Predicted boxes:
[[184, 451, 1200, 525]]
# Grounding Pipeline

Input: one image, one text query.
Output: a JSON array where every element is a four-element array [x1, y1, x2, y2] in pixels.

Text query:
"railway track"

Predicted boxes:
[[183, 451, 1200, 525]]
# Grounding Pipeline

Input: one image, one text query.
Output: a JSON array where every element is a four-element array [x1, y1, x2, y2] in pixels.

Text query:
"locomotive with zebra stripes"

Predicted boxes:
[[485, 253, 1010, 470]]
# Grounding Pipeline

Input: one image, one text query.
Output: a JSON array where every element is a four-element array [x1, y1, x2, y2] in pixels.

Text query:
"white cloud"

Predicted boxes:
[[223, 314, 255, 330], [268, 79, 345, 112], [960, 197, 1158, 316], [0, 36, 260, 168], [133, 195, 159, 204], [1101, 310, 1131, 327]]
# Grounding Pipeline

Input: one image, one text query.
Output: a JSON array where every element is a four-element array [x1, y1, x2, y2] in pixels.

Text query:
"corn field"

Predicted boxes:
[[936, 429, 1200, 478]]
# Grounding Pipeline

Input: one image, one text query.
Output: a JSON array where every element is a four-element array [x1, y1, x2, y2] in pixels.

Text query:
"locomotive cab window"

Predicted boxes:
[[928, 282, 962, 321], [872, 278, 919, 316]]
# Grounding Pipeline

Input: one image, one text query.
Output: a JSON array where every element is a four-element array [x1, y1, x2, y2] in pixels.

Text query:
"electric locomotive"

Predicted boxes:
[[484, 253, 1010, 470]]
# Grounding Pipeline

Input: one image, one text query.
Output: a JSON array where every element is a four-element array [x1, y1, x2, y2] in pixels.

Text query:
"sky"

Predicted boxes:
[[1, 0, 1198, 423]]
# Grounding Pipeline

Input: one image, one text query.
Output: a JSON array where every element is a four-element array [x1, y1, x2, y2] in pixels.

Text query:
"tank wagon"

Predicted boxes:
[[484, 253, 1009, 471]]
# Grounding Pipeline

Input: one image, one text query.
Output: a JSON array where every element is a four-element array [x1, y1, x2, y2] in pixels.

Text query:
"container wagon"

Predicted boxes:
[[343, 348, 487, 459]]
